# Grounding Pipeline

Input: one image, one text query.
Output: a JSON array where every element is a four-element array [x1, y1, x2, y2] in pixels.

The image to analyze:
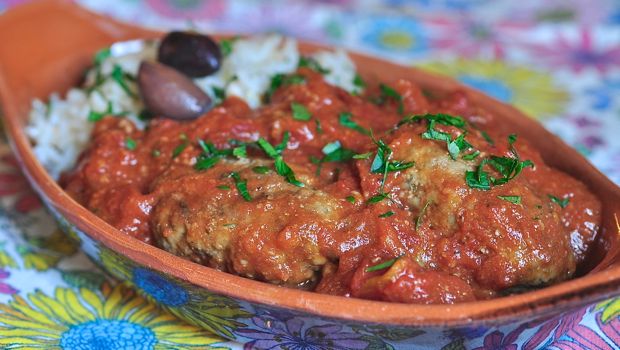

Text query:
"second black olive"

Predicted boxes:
[[158, 31, 222, 78]]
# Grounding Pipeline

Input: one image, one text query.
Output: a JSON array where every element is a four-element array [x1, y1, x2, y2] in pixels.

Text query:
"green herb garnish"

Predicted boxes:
[[548, 194, 569, 208], [353, 73, 366, 90], [217, 185, 231, 190], [212, 86, 226, 105], [370, 139, 414, 174], [345, 195, 356, 204], [172, 142, 188, 158], [220, 37, 238, 56], [366, 256, 401, 272], [416, 200, 432, 229], [421, 120, 452, 143], [125, 138, 137, 151], [465, 159, 491, 190], [265, 74, 306, 102], [232, 145, 247, 159], [379, 84, 404, 115], [447, 133, 473, 160], [274, 157, 304, 187], [252, 166, 270, 174], [400, 113, 467, 129], [462, 150, 481, 161], [111, 64, 137, 98], [498, 195, 522, 205], [194, 140, 234, 171], [257, 135, 304, 187], [339, 112, 370, 135], [93, 47, 111, 66], [321, 141, 356, 163], [151, 149, 161, 157], [315, 119, 323, 134], [367, 192, 388, 204], [379, 211, 395, 218], [298, 56, 330, 74], [486, 156, 534, 185], [353, 152, 373, 160], [230, 172, 251, 201], [291, 102, 312, 121], [87, 102, 113, 122]]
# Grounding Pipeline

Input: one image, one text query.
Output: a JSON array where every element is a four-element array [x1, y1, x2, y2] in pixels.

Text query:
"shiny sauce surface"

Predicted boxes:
[[62, 68, 601, 303]]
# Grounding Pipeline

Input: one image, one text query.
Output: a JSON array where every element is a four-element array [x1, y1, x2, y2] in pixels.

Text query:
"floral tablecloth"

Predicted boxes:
[[0, 0, 619, 349]]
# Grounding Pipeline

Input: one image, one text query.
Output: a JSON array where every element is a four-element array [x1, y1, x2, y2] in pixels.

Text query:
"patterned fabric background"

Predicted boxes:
[[0, 0, 618, 349]]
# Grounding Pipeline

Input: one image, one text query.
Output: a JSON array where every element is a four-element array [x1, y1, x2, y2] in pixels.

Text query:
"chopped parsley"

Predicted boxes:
[[353, 152, 373, 160], [93, 47, 111, 66], [339, 112, 370, 135], [217, 185, 231, 190], [480, 130, 495, 145], [465, 159, 492, 190], [353, 73, 366, 90], [232, 145, 247, 159], [195, 140, 237, 171], [257, 138, 279, 158], [111, 64, 137, 98], [265, 74, 306, 102], [548, 194, 569, 208], [252, 166, 270, 174], [497, 195, 522, 205], [379, 84, 404, 115], [274, 157, 304, 187], [151, 149, 161, 157], [298, 56, 330, 74], [230, 172, 251, 201], [88, 102, 113, 122], [219, 37, 238, 57], [345, 195, 356, 204], [212, 86, 226, 105], [366, 256, 401, 272], [465, 136, 533, 190], [447, 133, 473, 160], [486, 156, 534, 185], [379, 210, 395, 218], [291, 102, 312, 121], [257, 134, 304, 187], [416, 200, 432, 229], [401, 113, 467, 129], [315, 119, 323, 134], [403, 113, 474, 160], [462, 150, 481, 161], [125, 138, 137, 151], [172, 142, 188, 158], [321, 141, 356, 163], [370, 139, 414, 174], [367, 192, 388, 204]]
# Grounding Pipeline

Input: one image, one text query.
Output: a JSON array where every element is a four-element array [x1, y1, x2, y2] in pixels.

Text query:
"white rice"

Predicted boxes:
[[26, 34, 361, 180]]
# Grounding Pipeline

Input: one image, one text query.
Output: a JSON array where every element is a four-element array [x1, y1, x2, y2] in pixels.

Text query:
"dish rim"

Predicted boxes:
[[1, 0, 620, 328]]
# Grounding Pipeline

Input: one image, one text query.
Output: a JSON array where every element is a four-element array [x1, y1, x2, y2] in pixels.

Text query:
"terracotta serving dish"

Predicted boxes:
[[1, 1, 619, 348]]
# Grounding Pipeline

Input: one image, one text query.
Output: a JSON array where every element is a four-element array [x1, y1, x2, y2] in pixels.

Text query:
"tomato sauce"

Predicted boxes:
[[62, 68, 601, 303]]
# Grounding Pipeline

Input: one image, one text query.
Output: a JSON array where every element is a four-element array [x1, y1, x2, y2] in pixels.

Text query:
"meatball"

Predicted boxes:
[[150, 159, 347, 286]]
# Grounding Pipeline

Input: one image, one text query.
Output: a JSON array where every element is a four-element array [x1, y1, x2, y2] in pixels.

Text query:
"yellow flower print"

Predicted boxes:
[[0, 283, 225, 349], [27, 229, 79, 256], [17, 245, 61, 271], [419, 59, 569, 120], [596, 297, 620, 323], [99, 247, 250, 338], [0, 242, 16, 268]]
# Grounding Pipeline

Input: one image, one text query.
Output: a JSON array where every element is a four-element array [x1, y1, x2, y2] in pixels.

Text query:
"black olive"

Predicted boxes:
[[137, 61, 212, 120], [158, 31, 222, 77]]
